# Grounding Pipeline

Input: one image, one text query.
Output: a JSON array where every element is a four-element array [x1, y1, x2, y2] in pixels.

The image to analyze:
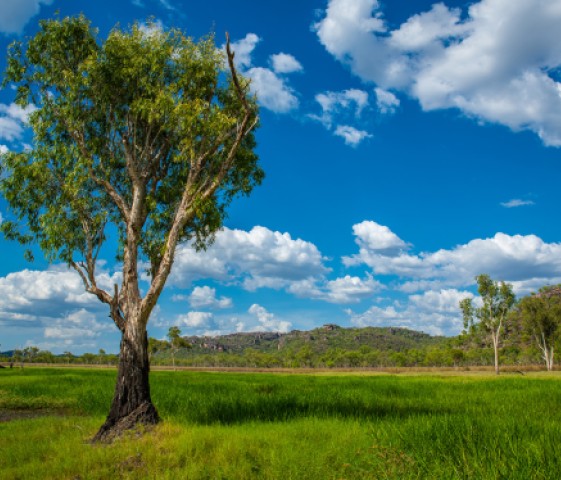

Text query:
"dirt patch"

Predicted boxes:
[[0, 408, 65, 423]]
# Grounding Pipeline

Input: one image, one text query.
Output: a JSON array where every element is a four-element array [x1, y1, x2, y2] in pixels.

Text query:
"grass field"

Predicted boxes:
[[1, 368, 561, 479]]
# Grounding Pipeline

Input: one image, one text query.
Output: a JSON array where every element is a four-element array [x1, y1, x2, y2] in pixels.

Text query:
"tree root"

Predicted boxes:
[[91, 402, 160, 444]]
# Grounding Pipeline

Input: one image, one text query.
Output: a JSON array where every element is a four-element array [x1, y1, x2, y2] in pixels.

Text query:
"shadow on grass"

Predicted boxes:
[[182, 398, 452, 425]]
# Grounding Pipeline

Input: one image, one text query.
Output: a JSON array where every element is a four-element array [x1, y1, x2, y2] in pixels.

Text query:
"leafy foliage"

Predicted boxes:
[[1, 16, 262, 271], [516, 285, 561, 370]]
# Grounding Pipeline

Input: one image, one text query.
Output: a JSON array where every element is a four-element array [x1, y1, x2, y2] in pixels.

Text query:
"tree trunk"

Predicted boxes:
[[92, 320, 160, 443], [546, 347, 554, 371], [492, 334, 500, 375]]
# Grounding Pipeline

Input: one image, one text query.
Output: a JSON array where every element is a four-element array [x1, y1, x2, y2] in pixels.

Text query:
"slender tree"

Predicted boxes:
[[0, 16, 262, 441], [518, 286, 561, 371], [460, 274, 516, 375], [167, 326, 190, 370]]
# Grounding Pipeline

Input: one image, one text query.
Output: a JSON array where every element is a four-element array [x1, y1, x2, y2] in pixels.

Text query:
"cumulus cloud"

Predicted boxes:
[[334, 125, 372, 146], [187, 286, 232, 309], [315, 0, 561, 146], [501, 199, 535, 208], [246, 67, 300, 113], [344, 220, 561, 295], [248, 304, 291, 333], [288, 274, 382, 304], [229, 33, 261, 70], [351, 220, 410, 255], [176, 311, 215, 329], [0, 103, 36, 143], [229, 34, 300, 113], [170, 226, 328, 291], [0, 0, 53, 35], [310, 89, 372, 145], [0, 264, 122, 331], [312, 88, 369, 128], [271, 53, 303, 74], [44, 308, 110, 341], [346, 288, 474, 336]]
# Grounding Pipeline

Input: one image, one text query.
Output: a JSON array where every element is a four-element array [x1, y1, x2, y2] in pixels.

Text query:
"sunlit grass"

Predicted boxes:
[[1, 367, 560, 479]]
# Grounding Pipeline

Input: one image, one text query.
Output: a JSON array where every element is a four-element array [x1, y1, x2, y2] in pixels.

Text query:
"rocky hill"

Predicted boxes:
[[181, 325, 446, 355]]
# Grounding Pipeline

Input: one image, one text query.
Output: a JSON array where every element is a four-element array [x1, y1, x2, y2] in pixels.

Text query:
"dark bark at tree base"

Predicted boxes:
[[91, 322, 160, 443], [92, 401, 160, 443]]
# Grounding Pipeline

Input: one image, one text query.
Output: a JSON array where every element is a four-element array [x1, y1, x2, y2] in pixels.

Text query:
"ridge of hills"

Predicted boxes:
[[180, 325, 448, 355]]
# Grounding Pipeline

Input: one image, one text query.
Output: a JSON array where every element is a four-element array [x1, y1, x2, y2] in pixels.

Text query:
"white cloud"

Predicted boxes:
[[388, 3, 468, 52], [344, 220, 561, 295], [0, 264, 122, 330], [0, 0, 53, 35], [170, 226, 328, 292], [315, 0, 561, 146], [176, 311, 215, 329], [0, 103, 35, 123], [188, 286, 232, 309], [374, 87, 400, 114], [0, 144, 9, 154], [0, 117, 23, 142], [44, 308, 110, 340], [248, 304, 291, 333], [351, 220, 409, 255], [347, 288, 474, 335], [0, 103, 36, 143], [501, 199, 535, 208], [288, 274, 382, 304], [310, 89, 372, 146], [228, 34, 300, 114], [246, 67, 299, 113], [271, 53, 303, 74], [312, 88, 369, 128], [334, 125, 371, 146], [323, 274, 381, 303], [229, 33, 261, 70]]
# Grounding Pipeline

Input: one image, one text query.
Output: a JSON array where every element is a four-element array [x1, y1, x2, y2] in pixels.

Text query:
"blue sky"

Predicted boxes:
[[2, 0, 561, 353]]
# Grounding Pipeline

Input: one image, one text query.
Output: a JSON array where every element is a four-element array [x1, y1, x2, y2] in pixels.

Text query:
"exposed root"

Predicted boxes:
[[91, 402, 160, 444]]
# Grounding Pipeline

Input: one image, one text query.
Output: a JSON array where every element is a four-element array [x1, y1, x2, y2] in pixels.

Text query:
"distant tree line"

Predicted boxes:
[[2, 278, 560, 370]]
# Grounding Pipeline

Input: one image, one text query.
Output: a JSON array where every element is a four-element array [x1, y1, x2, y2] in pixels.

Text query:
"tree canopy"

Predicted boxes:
[[1, 16, 262, 307], [0, 15, 262, 441], [517, 285, 561, 371], [460, 274, 516, 374]]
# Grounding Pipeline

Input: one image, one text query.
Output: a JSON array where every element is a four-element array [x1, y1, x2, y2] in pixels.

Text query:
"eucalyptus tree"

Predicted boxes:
[[518, 285, 561, 371], [167, 326, 190, 370], [0, 16, 262, 441], [460, 274, 516, 375]]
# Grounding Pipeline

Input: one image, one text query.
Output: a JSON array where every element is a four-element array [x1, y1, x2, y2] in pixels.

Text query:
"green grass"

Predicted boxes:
[[1, 368, 561, 479]]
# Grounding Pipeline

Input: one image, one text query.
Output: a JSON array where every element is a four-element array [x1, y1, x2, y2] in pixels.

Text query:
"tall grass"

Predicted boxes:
[[1, 368, 560, 479]]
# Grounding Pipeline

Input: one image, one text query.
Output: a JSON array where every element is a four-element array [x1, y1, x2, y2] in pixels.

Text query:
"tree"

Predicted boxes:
[[518, 285, 561, 371], [97, 348, 106, 365], [23, 346, 39, 363], [148, 336, 168, 363], [63, 351, 74, 365], [0, 16, 261, 442], [460, 274, 516, 375], [167, 326, 190, 370]]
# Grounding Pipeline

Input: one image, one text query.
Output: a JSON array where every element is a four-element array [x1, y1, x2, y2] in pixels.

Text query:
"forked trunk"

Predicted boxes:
[[92, 320, 159, 442]]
